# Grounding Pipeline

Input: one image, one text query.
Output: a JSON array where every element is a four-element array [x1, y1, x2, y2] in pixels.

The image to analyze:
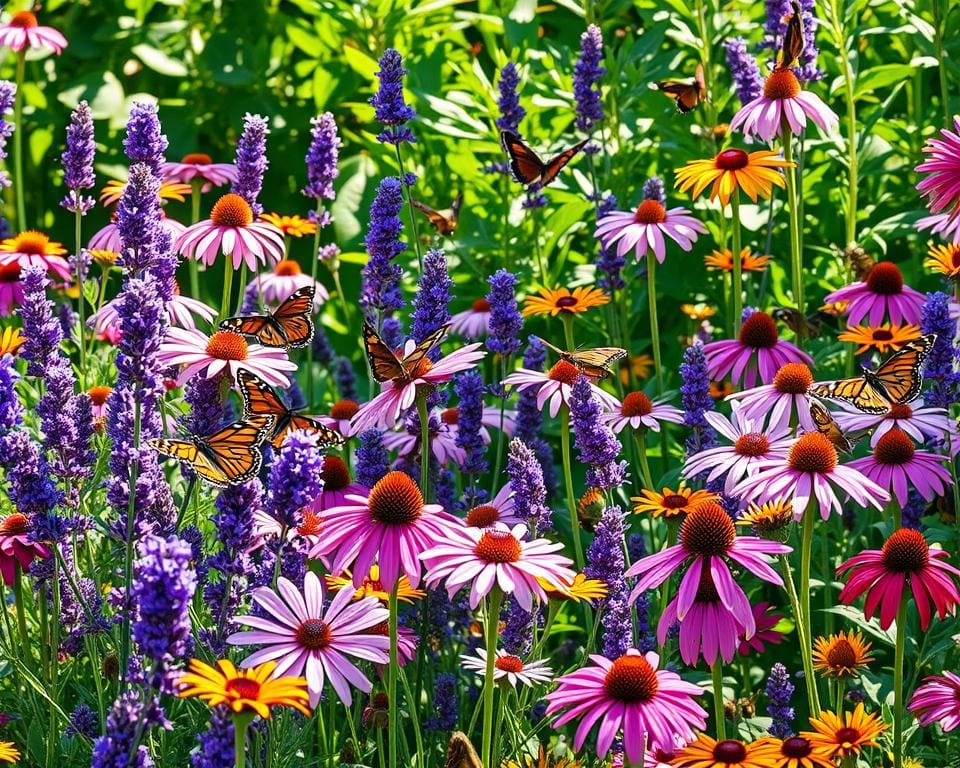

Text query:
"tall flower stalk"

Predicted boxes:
[[782, 124, 805, 318], [12, 50, 25, 231], [825, 0, 859, 246]]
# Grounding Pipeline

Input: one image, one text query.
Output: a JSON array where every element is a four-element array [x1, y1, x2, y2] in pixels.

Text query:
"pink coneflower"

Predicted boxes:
[[162, 152, 238, 191], [450, 298, 492, 339], [312, 471, 464, 590], [351, 343, 486, 431], [847, 428, 952, 506], [626, 502, 789, 632], [702, 312, 813, 389], [730, 68, 838, 141], [251, 259, 328, 308], [594, 199, 707, 264], [737, 602, 785, 656], [823, 262, 926, 326], [158, 326, 297, 387], [309, 455, 368, 514], [383, 414, 465, 467], [603, 391, 684, 434], [0, 230, 71, 283], [91, 283, 217, 333], [251, 508, 323, 553], [88, 212, 186, 253], [421, 522, 575, 611], [461, 649, 554, 688], [545, 649, 708, 762], [834, 401, 955, 448], [88, 386, 112, 431], [733, 432, 889, 520], [918, 211, 960, 244], [227, 572, 389, 707], [437, 406, 517, 445], [916, 115, 960, 223], [682, 405, 792, 496], [463, 485, 522, 528], [175, 193, 285, 271], [0, 263, 24, 315], [0, 513, 51, 586], [504, 359, 619, 419], [0, 11, 67, 54], [909, 672, 960, 732], [318, 399, 362, 438], [837, 528, 960, 630], [364, 621, 417, 666], [725, 362, 817, 433]]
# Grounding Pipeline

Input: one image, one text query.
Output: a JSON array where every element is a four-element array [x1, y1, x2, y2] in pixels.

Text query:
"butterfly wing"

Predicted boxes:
[[200, 416, 275, 485], [809, 378, 891, 415], [809, 400, 855, 454], [533, 336, 567, 358], [777, 1, 804, 71], [694, 62, 706, 100], [219, 314, 283, 345], [873, 334, 936, 404], [401, 324, 451, 376], [363, 319, 407, 383], [450, 192, 464, 222], [772, 307, 822, 339], [540, 139, 589, 186], [412, 199, 454, 236], [149, 436, 234, 486], [565, 347, 628, 379], [237, 369, 288, 417], [443, 733, 482, 768], [500, 131, 546, 185], [272, 286, 315, 348], [273, 415, 346, 450], [657, 80, 700, 114]]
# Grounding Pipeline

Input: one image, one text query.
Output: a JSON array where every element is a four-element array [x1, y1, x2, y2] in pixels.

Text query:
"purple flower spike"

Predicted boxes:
[[60, 100, 96, 213], [371, 48, 416, 145], [303, 112, 341, 201]]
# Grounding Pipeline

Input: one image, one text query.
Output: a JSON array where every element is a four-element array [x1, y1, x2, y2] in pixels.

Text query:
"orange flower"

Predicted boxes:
[[99, 179, 192, 206], [522, 286, 610, 317], [705, 247, 771, 273], [675, 148, 793, 205], [924, 242, 960, 281], [837, 323, 921, 354], [178, 658, 311, 718], [801, 704, 888, 759], [260, 213, 318, 238], [631, 482, 718, 519], [811, 630, 874, 678]]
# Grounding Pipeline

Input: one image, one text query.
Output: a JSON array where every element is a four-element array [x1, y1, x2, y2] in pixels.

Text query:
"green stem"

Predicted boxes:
[[47, 558, 61, 767], [75, 210, 87, 387], [933, 0, 952, 126], [780, 554, 820, 716], [12, 563, 28, 657], [233, 713, 254, 768], [13, 50, 26, 232], [711, 661, 726, 741], [330, 263, 352, 332], [388, 584, 399, 768], [827, 0, 859, 245], [559, 406, 584, 570], [799, 504, 822, 716], [416, 392, 431, 501], [730, 191, 742, 332], [834, 677, 846, 715], [85, 265, 112, 363], [632, 430, 654, 490], [397, 667, 424, 768], [781, 122, 804, 320], [646, 253, 663, 396], [693, 0, 717, 131], [219, 262, 235, 323], [893, 594, 908, 768], [236, 263, 247, 315], [480, 587, 504, 768], [394, 144, 423, 273], [561, 313, 575, 351]]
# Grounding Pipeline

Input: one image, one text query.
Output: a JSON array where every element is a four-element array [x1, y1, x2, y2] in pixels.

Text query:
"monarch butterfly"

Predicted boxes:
[[776, 1, 804, 71], [412, 193, 463, 236], [656, 63, 706, 114], [443, 733, 482, 768], [499, 131, 588, 188], [809, 334, 936, 414], [148, 415, 274, 487], [236, 369, 345, 450], [363, 320, 450, 383], [809, 400, 861, 454], [219, 285, 315, 349], [536, 337, 627, 380]]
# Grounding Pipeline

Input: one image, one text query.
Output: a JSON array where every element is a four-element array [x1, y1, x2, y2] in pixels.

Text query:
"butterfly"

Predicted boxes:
[[412, 193, 463, 236], [219, 285, 315, 349], [148, 415, 274, 487], [443, 733, 482, 768], [499, 131, 588, 188], [809, 399, 863, 454], [809, 334, 936, 414], [536, 337, 627, 380], [236, 369, 345, 450], [776, 1, 804, 71], [363, 319, 450, 384], [656, 63, 706, 114], [772, 307, 828, 340]]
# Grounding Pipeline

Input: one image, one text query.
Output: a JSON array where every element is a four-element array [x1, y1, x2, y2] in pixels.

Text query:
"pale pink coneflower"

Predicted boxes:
[[249, 259, 329, 309], [88, 213, 186, 254], [822, 262, 926, 326], [833, 400, 956, 448], [450, 298, 492, 339], [0, 11, 67, 54], [725, 362, 817, 433], [318, 399, 362, 438], [504, 359, 619, 419], [90, 283, 217, 333], [463, 484, 522, 528], [595, 199, 707, 264], [158, 326, 297, 387], [460, 648, 554, 688], [730, 68, 838, 141], [603, 390, 684, 434], [162, 152, 238, 191]]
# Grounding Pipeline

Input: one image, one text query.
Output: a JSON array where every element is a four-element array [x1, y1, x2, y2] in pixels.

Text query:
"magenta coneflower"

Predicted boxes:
[[308, 456, 368, 515], [351, 343, 486, 431], [318, 399, 362, 438], [383, 416, 465, 467], [626, 502, 790, 631], [823, 262, 926, 326], [463, 484, 522, 528], [158, 326, 297, 387], [737, 602, 785, 656], [0, 513, 50, 586], [603, 391, 684, 434], [162, 152, 238, 191], [918, 211, 960, 244], [703, 312, 813, 389], [504, 359, 620, 419], [594, 199, 707, 264], [450, 298, 492, 339], [909, 672, 960, 732], [846, 428, 952, 506], [461, 649, 554, 688], [545, 649, 707, 762], [733, 432, 889, 520], [834, 401, 955, 448], [725, 362, 817, 433], [312, 471, 464, 590], [837, 528, 960, 630], [175, 192, 285, 271], [227, 572, 389, 707], [0, 263, 23, 315], [916, 116, 960, 223], [682, 405, 792, 495], [0, 11, 67, 54], [88, 212, 186, 253], [421, 522, 575, 611], [730, 68, 838, 141], [252, 259, 328, 308], [91, 284, 217, 333]]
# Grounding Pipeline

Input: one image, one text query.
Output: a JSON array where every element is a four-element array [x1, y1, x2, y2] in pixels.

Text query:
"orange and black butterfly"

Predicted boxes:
[[236, 370, 344, 450], [809, 334, 936, 414], [656, 63, 706, 114], [220, 286, 315, 349], [148, 415, 274, 487], [776, 1, 804, 71], [809, 400, 860, 454], [412, 193, 463, 236], [499, 131, 588, 188], [537, 337, 627, 380], [363, 319, 449, 383]]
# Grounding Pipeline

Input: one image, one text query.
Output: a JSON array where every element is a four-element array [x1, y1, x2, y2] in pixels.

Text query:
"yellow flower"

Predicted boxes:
[[675, 148, 793, 206], [522, 286, 609, 317], [502, 744, 583, 768], [812, 630, 874, 678], [177, 658, 311, 718], [737, 498, 794, 539], [260, 213, 318, 238], [89, 249, 120, 268], [924, 242, 960, 281], [704, 247, 771, 273], [631, 482, 718, 519], [837, 322, 922, 355], [619, 353, 655, 385], [801, 704, 888, 759], [0, 742, 19, 764], [537, 572, 608, 603], [0, 327, 24, 357], [818, 300, 848, 317], [680, 303, 717, 321], [99, 179, 192, 206], [758, 735, 834, 767], [0, 231, 67, 257], [670, 733, 784, 767], [325, 564, 425, 604]]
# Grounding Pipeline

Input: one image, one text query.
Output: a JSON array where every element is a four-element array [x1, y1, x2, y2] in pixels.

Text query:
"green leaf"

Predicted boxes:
[[131, 43, 189, 77], [331, 154, 377, 244], [342, 45, 380, 80], [855, 64, 917, 99]]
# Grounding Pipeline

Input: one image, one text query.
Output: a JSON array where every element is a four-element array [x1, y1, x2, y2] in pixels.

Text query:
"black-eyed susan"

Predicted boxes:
[[89, 249, 120, 268], [98, 178, 192, 206], [260, 212, 318, 238], [811, 630, 874, 678], [737, 498, 794, 541], [675, 148, 793, 205], [631, 482, 718, 519], [801, 704, 888, 760], [925, 242, 960, 281], [705, 247, 771, 273], [837, 322, 922, 355], [177, 658, 311, 718], [325, 565, 425, 604], [669, 733, 784, 767], [681, 303, 717, 321], [761, 735, 834, 768], [538, 572, 608, 603], [522, 286, 610, 317], [0, 327, 24, 357], [0, 742, 18, 764]]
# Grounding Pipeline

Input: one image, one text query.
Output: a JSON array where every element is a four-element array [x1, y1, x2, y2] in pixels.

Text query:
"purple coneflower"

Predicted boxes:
[[846, 428, 952, 506], [604, 390, 684, 433], [595, 198, 706, 264], [504, 359, 619, 419], [730, 67, 837, 141], [450, 298, 491, 339], [726, 361, 816, 433], [834, 400, 955, 448], [909, 672, 960, 732], [463, 484, 522, 528], [162, 152, 237, 190], [823, 262, 926, 326], [158, 326, 296, 387], [0, 11, 67, 54], [917, 116, 960, 225], [91, 283, 216, 333]]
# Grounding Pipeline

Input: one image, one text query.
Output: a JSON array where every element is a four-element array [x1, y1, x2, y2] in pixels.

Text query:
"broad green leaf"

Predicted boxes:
[[131, 43, 189, 77]]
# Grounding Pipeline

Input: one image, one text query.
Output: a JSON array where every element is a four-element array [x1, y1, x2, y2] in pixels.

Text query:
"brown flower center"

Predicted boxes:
[[547, 360, 581, 385], [205, 331, 249, 361], [715, 149, 750, 171], [781, 737, 814, 758], [826, 638, 858, 669], [603, 655, 660, 702], [441, 407, 459, 425], [788, 432, 838, 473], [295, 618, 332, 650], [713, 740, 748, 763], [274, 259, 303, 276], [554, 295, 580, 309], [881, 529, 929, 573], [662, 494, 691, 510], [182, 153, 212, 165], [0, 513, 29, 536], [763, 69, 802, 100], [735, 432, 770, 457], [475, 530, 522, 563], [680, 502, 736, 557], [621, 391, 653, 417], [89, 386, 113, 406], [872, 329, 894, 342], [321, 455, 351, 491], [774, 363, 814, 393], [0, 263, 20, 282], [368, 472, 424, 525], [886, 403, 913, 420], [466, 504, 499, 527], [210, 193, 254, 228], [329, 399, 359, 420], [695, 569, 721, 603], [225, 677, 261, 700], [494, 655, 524, 673], [471, 298, 491, 312], [10, 11, 38, 28], [10, 230, 52, 255], [834, 728, 861, 747], [873, 428, 915, 465], [633, 200, 667, 225], [738, 312, 779, 349], [865, 262, 904, 295]]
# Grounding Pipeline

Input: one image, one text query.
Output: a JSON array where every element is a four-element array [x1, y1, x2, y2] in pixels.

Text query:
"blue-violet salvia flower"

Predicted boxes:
[[356, 429, 390, 488], [60, 100, 96, 213], [0, 81, 15, 188], [454, 370, 487, 476], [263, 430, 325, 530], [0, 354, 23, 433], [595, 192, 625, 292], [411, 248, 454, 348], [507, 438, 552, 533], [765, 662, 795, 738], [642, 176, 666, 207], [123, 102, 168, 174], [680, 341, 717, 457], [303, 112, 341, 201], [191, 709, 234, 768], [495, 62, 525, 134], [921, 291, 960, 409], [90, 692, 160, 768], [724, 38, 763, 106], [569, 375, 626, 489], [360, 177, 406, 316], [232, 113, 269, 217], [485, 269, 522, 357], [573, 24, 605, 142], [424, 672, 459, 731], [370, 48, 416, 145]]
